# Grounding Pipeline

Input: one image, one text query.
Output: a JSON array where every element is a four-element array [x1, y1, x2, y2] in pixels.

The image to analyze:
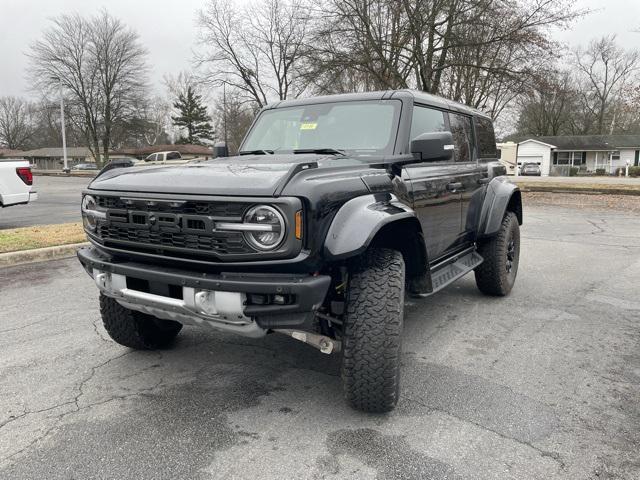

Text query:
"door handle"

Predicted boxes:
[[446, 182, 463, 191]]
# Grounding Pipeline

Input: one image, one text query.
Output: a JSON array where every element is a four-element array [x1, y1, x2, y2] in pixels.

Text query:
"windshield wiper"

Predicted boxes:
[[238, 149, 274, 155], [293, 148, 346, 156]]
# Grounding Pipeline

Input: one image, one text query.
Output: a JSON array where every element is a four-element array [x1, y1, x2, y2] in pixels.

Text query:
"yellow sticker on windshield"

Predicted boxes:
[[300, 122, 317, 130]]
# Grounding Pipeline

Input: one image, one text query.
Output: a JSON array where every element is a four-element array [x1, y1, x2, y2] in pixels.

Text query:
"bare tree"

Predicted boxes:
[[574, 35, 640, 134], [28, 10, 148, 167], [140, 96, 171, 146], [195, 0, 311, 107], [212, 89, 257, 154], [307, 0, 581, 119], [515, 70, 577, 136], [0, 97, 35, 150]]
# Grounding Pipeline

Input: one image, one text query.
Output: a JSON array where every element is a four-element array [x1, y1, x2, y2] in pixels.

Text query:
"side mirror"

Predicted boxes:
[[213, 142, 229, 158], [410, 132, 454, 161]]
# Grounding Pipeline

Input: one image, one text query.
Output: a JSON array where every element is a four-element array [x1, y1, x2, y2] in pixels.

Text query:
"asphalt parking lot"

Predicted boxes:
[[0, 176, 89, 229], [1, 203, 639, 479]]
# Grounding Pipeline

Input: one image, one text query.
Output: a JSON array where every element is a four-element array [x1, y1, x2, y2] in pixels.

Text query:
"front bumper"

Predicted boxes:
[[78, 246, 331, 336]]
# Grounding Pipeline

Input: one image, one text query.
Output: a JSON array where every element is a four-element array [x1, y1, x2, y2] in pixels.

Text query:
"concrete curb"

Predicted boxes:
[[518, 185, 640, 196], [0, 242, 89, 268]]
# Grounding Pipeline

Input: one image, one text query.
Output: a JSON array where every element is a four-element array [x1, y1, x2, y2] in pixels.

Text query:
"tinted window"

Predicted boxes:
[[166, 152, 180, 160], [475, 117, 497, 158], [242, 100, 401, 156], [410, 105, 447, 140], [449, 113, 474, 163]]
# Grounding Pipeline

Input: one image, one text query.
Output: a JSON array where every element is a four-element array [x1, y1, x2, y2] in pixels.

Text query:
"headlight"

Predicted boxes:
[[242, 205, 285, 251], [82, 195, 98, 231]]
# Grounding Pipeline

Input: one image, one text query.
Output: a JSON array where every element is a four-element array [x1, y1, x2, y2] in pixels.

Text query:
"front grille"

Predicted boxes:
[[97, 224, 250, 255], [96, 196, 248, 219], [92, 194, 255, 259]]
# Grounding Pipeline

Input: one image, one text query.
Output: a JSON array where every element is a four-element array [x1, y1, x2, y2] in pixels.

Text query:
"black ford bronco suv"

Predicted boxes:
[[78, 90, 522, 413]]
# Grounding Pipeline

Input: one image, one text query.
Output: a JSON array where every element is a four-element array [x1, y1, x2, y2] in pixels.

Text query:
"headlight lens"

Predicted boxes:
[[82, 195, 98, 231], [243, 205, 285, 250]]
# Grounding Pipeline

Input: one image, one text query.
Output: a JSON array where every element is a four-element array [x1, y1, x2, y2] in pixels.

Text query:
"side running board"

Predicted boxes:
[[417, 250, 484, 297]]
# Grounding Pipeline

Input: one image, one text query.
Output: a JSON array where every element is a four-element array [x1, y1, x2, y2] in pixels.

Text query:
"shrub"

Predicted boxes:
[[628, 166, 640, 177], [569, 167, 579, 176], [595, 168, 607, 176]]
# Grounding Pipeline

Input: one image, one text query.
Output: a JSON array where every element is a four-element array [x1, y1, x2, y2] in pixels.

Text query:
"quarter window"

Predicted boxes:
[[475, 117, 497, 158], [410, 105, 447, 141], [449, 113, 474, 163]]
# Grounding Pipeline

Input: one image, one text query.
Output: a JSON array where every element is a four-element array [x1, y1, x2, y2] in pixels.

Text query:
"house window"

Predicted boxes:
[[611, 151, 620, 161], [554, 152, 571, 165], [553, 151, 585, 166]]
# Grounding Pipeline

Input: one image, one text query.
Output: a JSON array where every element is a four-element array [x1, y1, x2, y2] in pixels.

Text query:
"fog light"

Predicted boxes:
[[194, 290, 218, 315], [273, 294, 286, 305], [248, 293, 269, 305]]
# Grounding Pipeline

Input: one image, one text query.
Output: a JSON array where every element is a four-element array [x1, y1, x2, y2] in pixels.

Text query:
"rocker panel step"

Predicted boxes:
[[425, 250, 484, 296]]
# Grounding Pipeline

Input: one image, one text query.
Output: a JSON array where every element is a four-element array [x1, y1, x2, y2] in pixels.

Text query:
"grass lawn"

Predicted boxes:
[[515, 180, 640, 195], [0, 222, 86, 254]]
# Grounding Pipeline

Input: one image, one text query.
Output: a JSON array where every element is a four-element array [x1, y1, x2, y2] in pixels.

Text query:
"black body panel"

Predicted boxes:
[[81, 90, 519, 297]]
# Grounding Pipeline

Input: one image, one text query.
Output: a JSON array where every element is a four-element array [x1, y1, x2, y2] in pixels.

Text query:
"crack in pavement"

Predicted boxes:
[[0, 320, 46, 335], [0, 350, 139, 465], [403, 395, 566, 471], [91, 318, 112, 344]]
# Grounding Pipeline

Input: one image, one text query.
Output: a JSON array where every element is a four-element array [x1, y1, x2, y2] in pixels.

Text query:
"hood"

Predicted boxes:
[[88, 154, 366, 196]]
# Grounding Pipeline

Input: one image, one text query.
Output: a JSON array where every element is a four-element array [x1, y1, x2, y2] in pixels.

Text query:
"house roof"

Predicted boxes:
[[519, 138, 557, 148], [20, 147, 93, 158], [112, 144, 212, 156], [518, 135, 640, 151], [0, 148, 24, 158]]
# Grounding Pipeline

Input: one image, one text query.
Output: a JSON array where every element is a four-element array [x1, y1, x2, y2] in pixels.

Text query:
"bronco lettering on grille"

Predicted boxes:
[[106, 209, 215, 235]]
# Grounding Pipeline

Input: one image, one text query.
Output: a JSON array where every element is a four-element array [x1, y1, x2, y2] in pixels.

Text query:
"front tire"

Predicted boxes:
[[474, 211, 520, 296], [341, 248, 405, 413], [99, 294, 183, 349]]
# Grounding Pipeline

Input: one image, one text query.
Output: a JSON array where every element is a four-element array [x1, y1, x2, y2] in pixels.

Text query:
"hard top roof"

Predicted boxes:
[[266, 89, 491, 120]]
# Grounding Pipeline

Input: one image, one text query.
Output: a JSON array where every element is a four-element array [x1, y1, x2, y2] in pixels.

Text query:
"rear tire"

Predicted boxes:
[[99, 294, 182, 349], [474, 211, 520, 296], [341, 248, 405, 413]]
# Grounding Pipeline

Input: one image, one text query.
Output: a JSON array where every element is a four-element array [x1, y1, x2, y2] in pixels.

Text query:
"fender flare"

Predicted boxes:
[[477, 177, 522, 238], [324, 194, 418, 260]]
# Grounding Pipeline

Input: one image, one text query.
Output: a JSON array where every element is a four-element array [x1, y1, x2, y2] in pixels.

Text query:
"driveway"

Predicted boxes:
[[0, 176, 90, 229], [1, 204, 639, 479]]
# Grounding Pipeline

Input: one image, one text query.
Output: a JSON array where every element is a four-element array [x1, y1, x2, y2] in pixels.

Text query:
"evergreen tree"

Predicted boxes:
[[171, 86, 214, 144]]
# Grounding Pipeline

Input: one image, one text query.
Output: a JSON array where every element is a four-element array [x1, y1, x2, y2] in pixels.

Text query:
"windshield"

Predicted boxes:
[[241, 100, 401, 156]]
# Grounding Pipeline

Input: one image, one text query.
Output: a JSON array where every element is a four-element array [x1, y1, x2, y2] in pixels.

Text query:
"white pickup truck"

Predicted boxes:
[[0, 159, 37, 209]]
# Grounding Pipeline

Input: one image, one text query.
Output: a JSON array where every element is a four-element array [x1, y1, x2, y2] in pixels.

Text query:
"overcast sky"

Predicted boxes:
[[1, 0, 639, 99]]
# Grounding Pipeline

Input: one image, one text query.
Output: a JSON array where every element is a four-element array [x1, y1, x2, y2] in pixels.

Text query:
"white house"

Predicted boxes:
[[509, 135, 640, 176]]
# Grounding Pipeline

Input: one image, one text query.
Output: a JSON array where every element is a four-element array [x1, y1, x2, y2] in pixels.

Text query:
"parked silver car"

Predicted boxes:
[[521, 163, 541, 176]]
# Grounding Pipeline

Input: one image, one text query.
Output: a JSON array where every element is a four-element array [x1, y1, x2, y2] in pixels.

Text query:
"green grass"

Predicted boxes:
[[0, 222, 86, 254]]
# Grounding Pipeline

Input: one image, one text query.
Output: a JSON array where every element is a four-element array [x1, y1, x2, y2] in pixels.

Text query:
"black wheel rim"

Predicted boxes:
[[506, 239, 516, 273]]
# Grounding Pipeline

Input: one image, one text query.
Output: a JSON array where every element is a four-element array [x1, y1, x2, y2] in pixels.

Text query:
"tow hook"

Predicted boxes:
[[275, 329, 341, 354]]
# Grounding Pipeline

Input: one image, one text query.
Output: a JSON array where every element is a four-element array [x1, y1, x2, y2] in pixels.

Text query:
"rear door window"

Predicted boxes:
[[448, 113, 474, 163]]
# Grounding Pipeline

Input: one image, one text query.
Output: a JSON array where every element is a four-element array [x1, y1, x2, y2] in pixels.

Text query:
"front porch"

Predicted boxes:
[[550, 150, 619, 176]]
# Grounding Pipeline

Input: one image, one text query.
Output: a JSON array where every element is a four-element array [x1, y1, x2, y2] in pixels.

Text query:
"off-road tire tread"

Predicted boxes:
[[474, 211, 519, 296], [99, 294, 182, 349], [342, 248, 405, 413]]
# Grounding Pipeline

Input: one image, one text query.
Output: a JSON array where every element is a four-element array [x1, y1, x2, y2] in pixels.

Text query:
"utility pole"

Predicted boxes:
[[223, 81, 228, 147], [52, 76, 69, 172]]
